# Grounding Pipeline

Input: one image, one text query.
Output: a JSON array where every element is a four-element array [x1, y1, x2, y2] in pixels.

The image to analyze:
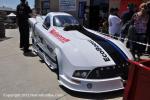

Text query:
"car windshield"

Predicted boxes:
[[53, 15, 79, 27]]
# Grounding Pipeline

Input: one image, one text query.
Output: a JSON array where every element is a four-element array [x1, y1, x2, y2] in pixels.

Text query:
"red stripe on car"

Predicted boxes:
[[50, 29, 70, 43]]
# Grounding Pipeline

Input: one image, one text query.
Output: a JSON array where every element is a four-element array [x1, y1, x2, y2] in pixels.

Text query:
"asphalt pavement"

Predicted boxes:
[[0, 29, 124, 100]]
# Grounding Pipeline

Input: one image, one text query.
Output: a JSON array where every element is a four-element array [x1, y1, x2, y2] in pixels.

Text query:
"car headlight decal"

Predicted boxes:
[[95, 69, 100, 77], [73, 70, 90, 78]]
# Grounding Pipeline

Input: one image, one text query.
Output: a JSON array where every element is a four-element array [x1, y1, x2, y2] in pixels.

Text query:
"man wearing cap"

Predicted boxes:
[[16, 0, 32, 53]]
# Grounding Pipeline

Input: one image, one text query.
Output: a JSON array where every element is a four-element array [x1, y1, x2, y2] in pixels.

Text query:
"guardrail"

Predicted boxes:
[[123, 59, 150, 100]]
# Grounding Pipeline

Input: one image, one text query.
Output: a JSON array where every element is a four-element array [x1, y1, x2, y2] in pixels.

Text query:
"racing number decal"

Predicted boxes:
[[88, 40, 110, 62], [50, 29, 70, 43]]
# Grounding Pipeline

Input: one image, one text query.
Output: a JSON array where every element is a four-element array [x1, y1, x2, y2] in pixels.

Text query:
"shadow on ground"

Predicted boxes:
[[0, 37, 13, 42], [59, 85, 123, 100], [23, 52, 37, 57], [39, 59, 45, 63]]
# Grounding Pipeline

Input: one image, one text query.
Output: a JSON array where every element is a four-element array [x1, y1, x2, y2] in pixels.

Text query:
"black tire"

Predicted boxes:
[[55, 56, 59, 80]]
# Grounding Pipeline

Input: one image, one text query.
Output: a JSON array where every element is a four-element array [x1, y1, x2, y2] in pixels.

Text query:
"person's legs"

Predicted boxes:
[[24, 24, 29, 50], [18, 25, 24, 48], [120, 33, 126, 42], [130, 41, 136, 60], [128, 25, 136, 60], [23, 23, 30, 52], [114, 33, 119, 40], [135, 35, 146, 60]]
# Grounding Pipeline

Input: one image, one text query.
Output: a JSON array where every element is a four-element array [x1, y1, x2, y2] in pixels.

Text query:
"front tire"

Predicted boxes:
[[55, 56, 59, 80]]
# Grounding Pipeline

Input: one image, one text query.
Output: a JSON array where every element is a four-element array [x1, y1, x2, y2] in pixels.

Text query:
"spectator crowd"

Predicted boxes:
[[107, 1, 150, 61], [15, 0, 150, 60]]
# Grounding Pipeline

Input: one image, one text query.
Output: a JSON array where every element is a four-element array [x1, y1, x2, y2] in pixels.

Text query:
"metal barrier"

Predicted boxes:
[[99, 32, 150, 47], [123, 59, 150, 100]]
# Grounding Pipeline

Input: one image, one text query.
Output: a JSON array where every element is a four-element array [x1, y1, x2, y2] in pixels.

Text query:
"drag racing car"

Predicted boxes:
[[29, 12, 133, 93]]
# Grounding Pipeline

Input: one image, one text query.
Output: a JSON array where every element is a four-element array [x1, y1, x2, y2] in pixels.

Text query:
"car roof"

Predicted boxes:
[[47, 12, 72, 17]]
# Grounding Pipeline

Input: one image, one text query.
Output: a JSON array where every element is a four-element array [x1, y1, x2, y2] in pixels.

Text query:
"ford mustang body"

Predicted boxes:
[[29, 12, 133, 93]]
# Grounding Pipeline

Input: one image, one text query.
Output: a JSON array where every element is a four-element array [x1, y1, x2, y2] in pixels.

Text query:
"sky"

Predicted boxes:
[[0, 0, 34, 9]]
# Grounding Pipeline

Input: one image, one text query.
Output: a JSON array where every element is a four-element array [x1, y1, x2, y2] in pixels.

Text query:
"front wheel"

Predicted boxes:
[[55, 56, 59, 80]]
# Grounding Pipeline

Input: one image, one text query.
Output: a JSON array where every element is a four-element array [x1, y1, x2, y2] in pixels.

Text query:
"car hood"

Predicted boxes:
[[54, 27, 116, 67], [49, 26, 132, 68]]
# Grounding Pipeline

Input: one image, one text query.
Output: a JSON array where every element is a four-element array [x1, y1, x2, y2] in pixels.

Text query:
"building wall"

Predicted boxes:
[[35, 0, 149, 19], [50, 0, 59, 11], [35, 0, 90, 24], [35, 0, 41, 14], [50, 0, 90, 19]]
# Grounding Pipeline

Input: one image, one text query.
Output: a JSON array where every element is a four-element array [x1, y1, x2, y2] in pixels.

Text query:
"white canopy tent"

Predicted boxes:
[[6, 13, 16, 24], [7, 13, 16, 17]]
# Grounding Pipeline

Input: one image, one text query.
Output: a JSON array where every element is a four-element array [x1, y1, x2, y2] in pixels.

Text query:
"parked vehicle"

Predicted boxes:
[[29, 12, 133, 93], [5, 17, 17, 29]]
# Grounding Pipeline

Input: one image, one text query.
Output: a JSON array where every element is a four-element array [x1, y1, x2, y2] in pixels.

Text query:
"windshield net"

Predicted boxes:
[[53, 15, 79, 27]]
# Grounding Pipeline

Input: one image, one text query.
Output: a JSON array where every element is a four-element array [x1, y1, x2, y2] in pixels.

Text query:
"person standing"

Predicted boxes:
[[121, 3, 136, 25], [108, 8, 121, 38], [129, 3, 149, 60], [120, 3, 136, 42], [16, 0, 32, 53]]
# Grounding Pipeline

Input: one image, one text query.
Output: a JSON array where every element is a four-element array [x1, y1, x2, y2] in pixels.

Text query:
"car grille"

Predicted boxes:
[[87, 63, 129, 80]]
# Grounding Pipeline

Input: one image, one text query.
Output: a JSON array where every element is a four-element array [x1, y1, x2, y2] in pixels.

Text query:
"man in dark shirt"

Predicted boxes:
[[16, 0, 32, 53], [120, 3, 136, 42], [121, 3, 136, 25]]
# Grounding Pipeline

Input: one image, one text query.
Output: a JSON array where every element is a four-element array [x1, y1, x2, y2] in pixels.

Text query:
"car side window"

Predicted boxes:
[[43, 16, 51, 30]]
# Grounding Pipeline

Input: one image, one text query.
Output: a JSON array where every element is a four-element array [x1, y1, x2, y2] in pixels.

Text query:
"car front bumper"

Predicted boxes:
[[59, 75, 124, 93]]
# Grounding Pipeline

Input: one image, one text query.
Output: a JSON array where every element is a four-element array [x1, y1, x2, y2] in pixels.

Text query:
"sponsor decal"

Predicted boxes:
[[103, 35, 111, 40], [88, 40, 110, 62], [50, 29, 70, 43]]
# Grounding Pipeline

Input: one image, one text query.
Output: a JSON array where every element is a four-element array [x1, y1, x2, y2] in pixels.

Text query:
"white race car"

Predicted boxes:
[[29, 12, 133, 93]]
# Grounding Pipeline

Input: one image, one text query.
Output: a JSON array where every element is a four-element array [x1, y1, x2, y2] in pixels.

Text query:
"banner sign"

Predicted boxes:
[[78, 1, 86, 18], [59, 0, 76, 11]]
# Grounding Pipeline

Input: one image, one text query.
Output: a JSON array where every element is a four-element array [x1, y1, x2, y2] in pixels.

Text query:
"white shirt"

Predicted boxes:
[[108, 14, 121, 36]]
